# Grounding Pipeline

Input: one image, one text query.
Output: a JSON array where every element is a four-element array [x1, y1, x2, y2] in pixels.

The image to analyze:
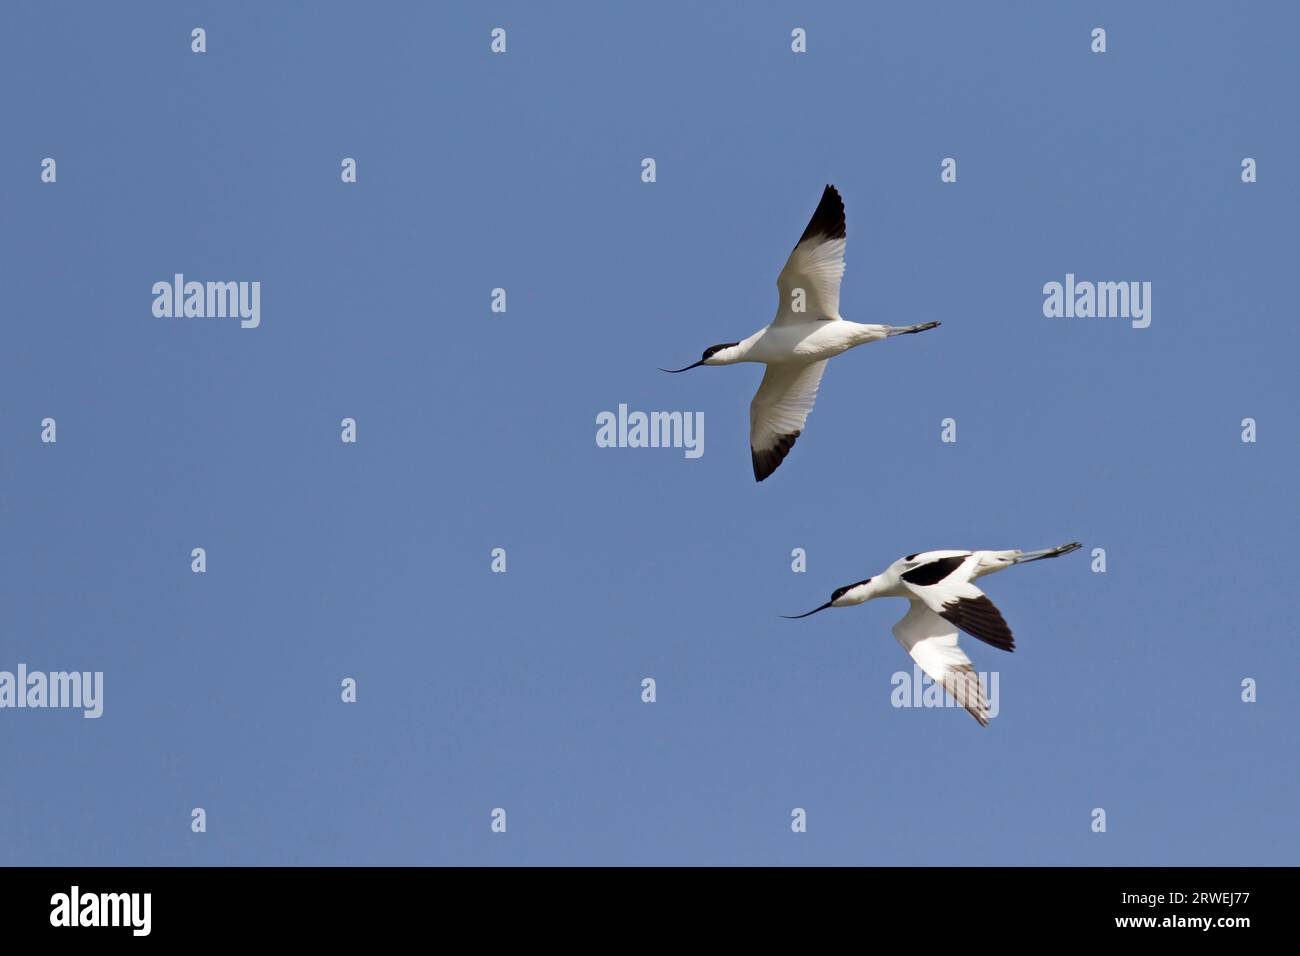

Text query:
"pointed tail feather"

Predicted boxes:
[[886, 321, 941, 336], [1012, 541, 1082, 564]]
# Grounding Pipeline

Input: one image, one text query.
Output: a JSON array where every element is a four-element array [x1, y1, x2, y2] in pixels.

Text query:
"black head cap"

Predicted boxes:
[[831, 577, 872, 601], [661, 342, 739, 373], [703, 341, 740, 360]]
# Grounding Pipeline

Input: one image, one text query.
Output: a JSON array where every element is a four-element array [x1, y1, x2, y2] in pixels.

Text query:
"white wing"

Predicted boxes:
[[892, 602, 990, 726], [749, 361, 827, 482], [774, 185, 846, 326], [897, 552, 1015, 652]]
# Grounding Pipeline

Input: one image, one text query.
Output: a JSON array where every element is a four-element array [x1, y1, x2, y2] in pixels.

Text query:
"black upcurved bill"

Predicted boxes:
[[782, 602, 832, 619], [659, 360, 705, 373]]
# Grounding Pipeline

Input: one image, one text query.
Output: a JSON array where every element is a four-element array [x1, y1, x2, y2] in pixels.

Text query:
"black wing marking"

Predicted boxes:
[[939, 595, 1015, 652], [901, 554, 969, 587], [751, 431, 800, 482], [797, 185, 846, 244]]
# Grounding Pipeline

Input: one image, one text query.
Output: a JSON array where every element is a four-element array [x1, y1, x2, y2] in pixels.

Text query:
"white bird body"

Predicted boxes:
[[786, 542, 1083, 726], [663, 185, 938, 481], [709, 320, 889, 365], [848, 548, 1031, 601]]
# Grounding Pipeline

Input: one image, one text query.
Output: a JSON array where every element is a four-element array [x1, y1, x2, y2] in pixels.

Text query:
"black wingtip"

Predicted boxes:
[[940, 595, 1016, 652], [751, 432, 800, 482], [798, 185, 846, 244]]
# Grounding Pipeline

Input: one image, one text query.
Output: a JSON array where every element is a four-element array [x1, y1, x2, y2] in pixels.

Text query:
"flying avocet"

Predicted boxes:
[[784, 543, 1082, 725], [662, 185, 939, 481]]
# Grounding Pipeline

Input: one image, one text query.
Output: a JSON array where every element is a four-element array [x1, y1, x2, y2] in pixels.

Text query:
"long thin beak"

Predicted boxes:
[[782, 602, 832, 619], [659, 360, 705, 373]]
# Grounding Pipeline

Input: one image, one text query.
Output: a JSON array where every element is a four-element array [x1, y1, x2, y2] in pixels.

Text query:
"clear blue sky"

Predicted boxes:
[[1, 1, 1296, 866]]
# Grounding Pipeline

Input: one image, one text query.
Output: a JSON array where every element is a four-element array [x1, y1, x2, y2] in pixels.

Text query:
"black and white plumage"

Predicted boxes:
[[784, 542, 1083, 726], [662, 185, 940, 482]]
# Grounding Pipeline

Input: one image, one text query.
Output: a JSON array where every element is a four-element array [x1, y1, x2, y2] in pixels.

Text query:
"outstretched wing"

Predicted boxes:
[[774, 185, 846, 326], [749, 361, 827, 482], [899, 553, 1015, 651], [892, 602, 991, 726]]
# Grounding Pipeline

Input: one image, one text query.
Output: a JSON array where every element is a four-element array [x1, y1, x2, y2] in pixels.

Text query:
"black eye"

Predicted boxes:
[[832, 587, 846, 600]]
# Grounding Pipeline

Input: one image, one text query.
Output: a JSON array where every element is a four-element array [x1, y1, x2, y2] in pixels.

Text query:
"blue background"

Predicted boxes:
[[1, 1, 1296, 865]]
